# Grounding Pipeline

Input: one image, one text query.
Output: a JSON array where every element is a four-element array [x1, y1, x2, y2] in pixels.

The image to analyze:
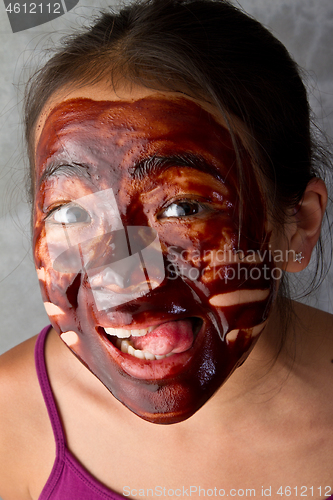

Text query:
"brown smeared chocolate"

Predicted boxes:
[[34, 96, 276, 424]]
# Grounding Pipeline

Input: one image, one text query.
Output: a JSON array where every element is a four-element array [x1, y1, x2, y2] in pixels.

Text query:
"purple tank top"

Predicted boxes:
[[35, 326, 333, 500], [35, 325, 125, 500]]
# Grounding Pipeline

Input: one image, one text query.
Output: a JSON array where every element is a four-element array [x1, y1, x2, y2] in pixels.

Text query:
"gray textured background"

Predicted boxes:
[[0, 0, 332, 357]]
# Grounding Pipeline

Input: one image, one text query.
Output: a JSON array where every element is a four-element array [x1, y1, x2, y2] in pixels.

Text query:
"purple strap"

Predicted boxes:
[[35, 325, 66, 452], [34, 325, 67, 494]]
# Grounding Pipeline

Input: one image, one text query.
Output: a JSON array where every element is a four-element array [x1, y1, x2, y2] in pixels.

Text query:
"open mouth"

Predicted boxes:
[[99, 317, 203, 361]]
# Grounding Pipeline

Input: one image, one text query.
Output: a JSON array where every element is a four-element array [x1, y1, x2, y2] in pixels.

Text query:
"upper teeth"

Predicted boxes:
[[104, 326, 155, 339]]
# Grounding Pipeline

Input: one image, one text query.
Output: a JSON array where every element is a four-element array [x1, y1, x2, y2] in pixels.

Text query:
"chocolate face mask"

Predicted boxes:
[[34, 95, 277, 424]]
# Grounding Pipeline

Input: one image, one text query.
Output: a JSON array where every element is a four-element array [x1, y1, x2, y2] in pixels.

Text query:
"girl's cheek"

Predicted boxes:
[[34, 225, 80, 331], [164, 229, 277, 340], [37, 267, 80, 331]]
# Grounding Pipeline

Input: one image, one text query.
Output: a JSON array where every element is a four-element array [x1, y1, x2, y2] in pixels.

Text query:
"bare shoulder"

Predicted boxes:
[[292, 300, 333, 394], [293, 300, 333, 344], [0, 336, 39, 441], [0, 335, 54, 500]]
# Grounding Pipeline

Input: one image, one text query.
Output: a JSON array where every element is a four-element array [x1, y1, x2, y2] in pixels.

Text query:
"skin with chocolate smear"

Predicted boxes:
[[34, 95, 277, 424]]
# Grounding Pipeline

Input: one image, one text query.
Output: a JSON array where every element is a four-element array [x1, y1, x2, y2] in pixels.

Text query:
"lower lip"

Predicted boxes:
[[98, 325, 202, 381]]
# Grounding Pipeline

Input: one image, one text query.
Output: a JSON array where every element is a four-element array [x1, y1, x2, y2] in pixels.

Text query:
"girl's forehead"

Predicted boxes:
[[34, 85, 241, 189], [34, 83, 229, 149]]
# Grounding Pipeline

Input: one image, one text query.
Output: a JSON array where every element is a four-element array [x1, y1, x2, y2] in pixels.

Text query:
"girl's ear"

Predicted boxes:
[[285, 178, 327, 273]]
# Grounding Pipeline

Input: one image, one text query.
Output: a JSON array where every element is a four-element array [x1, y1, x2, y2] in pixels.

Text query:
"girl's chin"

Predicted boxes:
[[110, 372, 223, 425]]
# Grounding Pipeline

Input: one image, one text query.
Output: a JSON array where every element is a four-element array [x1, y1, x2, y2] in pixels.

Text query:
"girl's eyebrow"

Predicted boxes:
[[130, 153, 227, 183], [39, 154, 229, 185], [39, 162, 91, 186]]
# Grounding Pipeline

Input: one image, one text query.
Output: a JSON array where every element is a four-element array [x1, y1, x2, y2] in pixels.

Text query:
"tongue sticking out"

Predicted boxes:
[[131, 320, 194, 356]]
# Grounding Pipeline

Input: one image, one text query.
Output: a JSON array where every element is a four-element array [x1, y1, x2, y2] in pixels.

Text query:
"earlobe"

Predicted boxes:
[[286, 178, 327, 273]]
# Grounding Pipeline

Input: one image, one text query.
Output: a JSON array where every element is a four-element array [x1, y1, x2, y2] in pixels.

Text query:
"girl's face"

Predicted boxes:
[[34, 85, 277, 423]]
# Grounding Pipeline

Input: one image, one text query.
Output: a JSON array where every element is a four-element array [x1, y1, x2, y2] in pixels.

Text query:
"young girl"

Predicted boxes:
[[0, 0, 332, 499]]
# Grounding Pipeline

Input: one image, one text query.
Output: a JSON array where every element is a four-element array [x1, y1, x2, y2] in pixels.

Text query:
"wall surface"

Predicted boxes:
[[0, 0, 332, 358]]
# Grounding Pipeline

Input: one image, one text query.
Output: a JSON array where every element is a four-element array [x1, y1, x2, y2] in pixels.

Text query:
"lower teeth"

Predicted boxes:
[[113, 337, 171, 360]]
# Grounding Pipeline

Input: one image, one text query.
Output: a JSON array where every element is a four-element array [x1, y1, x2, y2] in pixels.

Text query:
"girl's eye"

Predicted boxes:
[[49, 204, 91, 224], [160, 201, 204, 219]]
